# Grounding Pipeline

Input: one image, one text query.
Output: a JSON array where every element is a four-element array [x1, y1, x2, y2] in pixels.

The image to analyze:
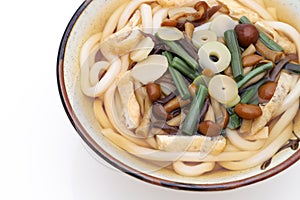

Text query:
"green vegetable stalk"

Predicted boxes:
[[224, 30, 244, 81], [182, 85, 208, 135], [157, 35, 200, 72], [237, 62, 273, 88]]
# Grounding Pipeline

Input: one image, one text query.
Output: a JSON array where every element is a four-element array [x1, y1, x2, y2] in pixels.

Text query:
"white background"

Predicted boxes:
[[0, 0, 299, 199]]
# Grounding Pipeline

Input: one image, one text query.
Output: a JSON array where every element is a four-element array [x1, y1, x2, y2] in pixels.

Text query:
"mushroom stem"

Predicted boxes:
[[211, 98, 229, 128], [242, 44, 256, 57], [164, 96, 191, 113], [255, 40, 283, 63], [155, 92, 176, 105], [167, 113, 185, 126], [204, 104, 215, 122]]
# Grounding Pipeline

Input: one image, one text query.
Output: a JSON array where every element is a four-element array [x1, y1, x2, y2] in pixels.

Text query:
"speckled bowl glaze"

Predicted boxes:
[[57, 0, 300, 191]]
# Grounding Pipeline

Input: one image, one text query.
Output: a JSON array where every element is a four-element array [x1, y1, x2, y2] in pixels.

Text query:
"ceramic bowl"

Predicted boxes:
[[57, 0, 300, 191]]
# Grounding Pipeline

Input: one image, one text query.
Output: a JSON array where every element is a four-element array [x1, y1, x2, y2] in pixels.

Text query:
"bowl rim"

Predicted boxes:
[[57, 0, 300, 191]]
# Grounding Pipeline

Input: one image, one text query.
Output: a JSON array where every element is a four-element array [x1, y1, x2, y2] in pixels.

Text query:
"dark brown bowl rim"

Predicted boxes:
[[57, 0, 300, 191]]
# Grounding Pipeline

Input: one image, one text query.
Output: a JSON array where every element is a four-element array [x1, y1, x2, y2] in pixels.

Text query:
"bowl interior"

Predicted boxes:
[[60, 0, 300, 190]]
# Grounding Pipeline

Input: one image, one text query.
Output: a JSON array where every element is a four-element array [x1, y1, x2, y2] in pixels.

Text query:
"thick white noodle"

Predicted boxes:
[[238, 0, 274, 20], [120, 54, 130, 73], [117, 0, 155, 31], [89, 61, 110, 86], [152, 8, 169, 34], [223, 143, 240, 152], [80, 34, 109, 97], [173, 161, 215, 177], [146, 137, 157, 149], [93, 99, 114, 130], [265, 21, 300, 63], [101, 3, 128, 42], [265, 99, 299, 147], [152, 5, 162, 15], [101, 128, 257, 162], [81, 56, 121, 97], [140, 3, 153, 33], [219, 123, 293, 170], [226, 129, 265, 151], [80, 33, 101, 67]]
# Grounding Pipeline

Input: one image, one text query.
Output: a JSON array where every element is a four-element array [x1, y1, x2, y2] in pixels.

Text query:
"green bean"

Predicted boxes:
[[224, 30, 244, 81], [227, 113, 241, 130], [171, 57, 199, 80], [157, 34, 200, 71], [168, 66, 191, 100], [240, 79, 267, 104], [162, 51, 173, 64], [237, 62, 273, 88], [182, 85, 208, 135]]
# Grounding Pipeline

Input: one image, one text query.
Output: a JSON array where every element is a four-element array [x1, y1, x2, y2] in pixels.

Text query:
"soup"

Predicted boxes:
[[79, 0, 300, 177]]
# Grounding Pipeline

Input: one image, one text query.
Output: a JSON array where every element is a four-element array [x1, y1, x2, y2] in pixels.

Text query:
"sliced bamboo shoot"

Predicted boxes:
[[130, 37, 155, 62], [210, 14, 238, 37], [157, 26, 184, 41], [131, 55, 168, 84]]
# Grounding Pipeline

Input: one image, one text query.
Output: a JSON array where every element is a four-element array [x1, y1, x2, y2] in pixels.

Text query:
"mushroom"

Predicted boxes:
[[184, 22, 195, 40], [204, 104, 215, 122], [164, 96, 191, 113], [168, 6, 197, 18], [255, 40, 283, 63], [152, 121, 179, 134], [167, 113, 185, 126], [242, 44, 256, 57], [210, 97, 229, 128]]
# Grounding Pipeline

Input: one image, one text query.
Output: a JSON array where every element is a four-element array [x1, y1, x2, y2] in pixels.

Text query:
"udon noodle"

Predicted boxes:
[[80, 0, 300, 177]]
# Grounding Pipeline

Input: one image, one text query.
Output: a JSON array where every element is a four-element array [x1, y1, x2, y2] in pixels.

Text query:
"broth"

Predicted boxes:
[[79, 0, 300, 177]]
